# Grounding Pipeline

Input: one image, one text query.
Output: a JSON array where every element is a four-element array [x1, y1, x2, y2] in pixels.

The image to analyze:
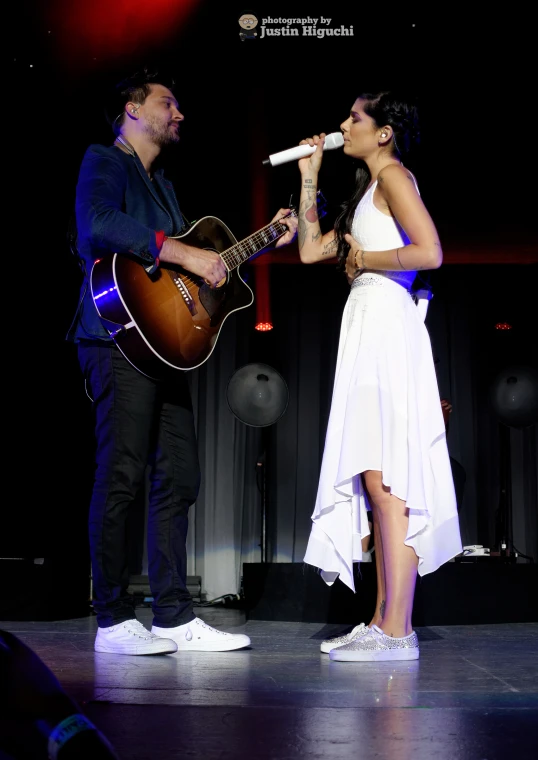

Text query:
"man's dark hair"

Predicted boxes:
[[104, 66, 177, 136]]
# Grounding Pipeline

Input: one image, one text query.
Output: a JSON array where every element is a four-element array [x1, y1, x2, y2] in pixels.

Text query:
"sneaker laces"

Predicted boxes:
[[326, 622, 367, 644], [122, 619, 155, 640], [194, 618, 229, 636]]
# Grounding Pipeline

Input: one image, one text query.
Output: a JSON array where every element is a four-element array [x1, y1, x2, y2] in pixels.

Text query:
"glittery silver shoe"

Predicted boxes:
[[320, 622, 369, 653], [329, 624, 419, 661]]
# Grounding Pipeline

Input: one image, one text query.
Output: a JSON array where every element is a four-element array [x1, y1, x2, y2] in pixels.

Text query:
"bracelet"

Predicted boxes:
[[396, 247, 407, 270], [354, 248, 364, 270], [47, 714, 96, 759]]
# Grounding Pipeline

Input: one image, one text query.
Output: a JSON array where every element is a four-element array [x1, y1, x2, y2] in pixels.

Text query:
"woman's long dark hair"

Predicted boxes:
[[334, 91, 421, 270]]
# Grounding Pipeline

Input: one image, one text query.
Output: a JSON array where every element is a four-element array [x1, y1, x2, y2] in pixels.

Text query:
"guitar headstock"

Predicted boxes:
[[287, 189, 328, 220], [315, 190, 328, 221]]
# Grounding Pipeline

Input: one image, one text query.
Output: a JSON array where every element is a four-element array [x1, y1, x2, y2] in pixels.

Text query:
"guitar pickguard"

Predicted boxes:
[[199, 281, 229, 324]]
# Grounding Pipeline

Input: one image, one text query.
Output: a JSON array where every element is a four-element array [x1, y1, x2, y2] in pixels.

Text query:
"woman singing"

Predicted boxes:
[[297, 91, 462, 661]]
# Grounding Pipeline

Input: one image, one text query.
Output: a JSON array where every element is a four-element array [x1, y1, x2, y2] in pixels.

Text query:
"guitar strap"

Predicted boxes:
[[98, 316, 129, 339]]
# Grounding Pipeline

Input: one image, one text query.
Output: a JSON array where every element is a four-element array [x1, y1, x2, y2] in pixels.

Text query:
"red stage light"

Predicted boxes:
[[254, 261, 273, 333], [48, 0, 200, 68], [249, 100, 274, 333], [495, 322, 513, 330]]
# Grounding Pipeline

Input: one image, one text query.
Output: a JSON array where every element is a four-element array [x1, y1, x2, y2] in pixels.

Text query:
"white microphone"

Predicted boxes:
[[262, 132, 344, 166]]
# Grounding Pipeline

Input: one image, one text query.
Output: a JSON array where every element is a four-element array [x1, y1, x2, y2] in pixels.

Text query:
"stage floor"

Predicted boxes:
[[2, 609, 537, 759]]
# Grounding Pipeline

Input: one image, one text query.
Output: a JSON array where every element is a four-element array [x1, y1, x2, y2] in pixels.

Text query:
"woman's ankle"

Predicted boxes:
[[378, 619, 413, 638]]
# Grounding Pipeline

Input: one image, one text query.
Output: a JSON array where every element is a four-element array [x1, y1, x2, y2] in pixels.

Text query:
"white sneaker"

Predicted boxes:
[[320, 622, 370, 653], [152, 617, 251, 652], [329, 624, 419, 662], [95, 618, 178, 655]]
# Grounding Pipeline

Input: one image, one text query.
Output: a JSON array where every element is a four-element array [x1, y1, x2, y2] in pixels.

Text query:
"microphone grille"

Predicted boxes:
[[325, 132, 344, 149]]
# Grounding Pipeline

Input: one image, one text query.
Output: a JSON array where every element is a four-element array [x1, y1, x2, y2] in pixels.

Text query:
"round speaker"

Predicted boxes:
[[490, 365, 538, 428], [226, 363, 289, 427]]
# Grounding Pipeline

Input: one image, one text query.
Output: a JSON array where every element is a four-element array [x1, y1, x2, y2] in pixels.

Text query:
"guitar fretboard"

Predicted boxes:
[[220, 217, 294, 270]]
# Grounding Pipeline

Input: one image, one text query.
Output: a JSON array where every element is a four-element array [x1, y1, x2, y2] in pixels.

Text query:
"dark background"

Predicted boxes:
[[4, 3, 536, 607]]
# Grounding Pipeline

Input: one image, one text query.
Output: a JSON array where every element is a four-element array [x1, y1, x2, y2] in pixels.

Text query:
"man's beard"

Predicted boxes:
[[144, 117, 179, 147]]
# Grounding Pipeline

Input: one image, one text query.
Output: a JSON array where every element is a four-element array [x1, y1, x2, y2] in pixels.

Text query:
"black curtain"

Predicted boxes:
[[261, 261, 538, 564]]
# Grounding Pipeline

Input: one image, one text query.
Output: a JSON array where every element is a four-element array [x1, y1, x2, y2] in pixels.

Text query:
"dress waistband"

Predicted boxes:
[[350, 273, 412, 293]]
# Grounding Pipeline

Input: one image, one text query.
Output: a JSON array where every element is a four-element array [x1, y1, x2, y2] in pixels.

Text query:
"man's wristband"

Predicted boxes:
[[46, 714, 96, 759]]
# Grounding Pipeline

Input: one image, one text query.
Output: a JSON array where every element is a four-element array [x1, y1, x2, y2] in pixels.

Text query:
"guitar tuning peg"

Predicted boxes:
[[316, 189, 328, 220]]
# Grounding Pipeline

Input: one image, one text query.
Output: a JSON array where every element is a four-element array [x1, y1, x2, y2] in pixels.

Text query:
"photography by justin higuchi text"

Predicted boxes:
[[238, 14, 353, 40]]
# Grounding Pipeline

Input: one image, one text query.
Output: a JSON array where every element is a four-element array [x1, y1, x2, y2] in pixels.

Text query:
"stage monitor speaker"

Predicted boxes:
[[226, 363, 289, 562], [226, 362, 289, 428]]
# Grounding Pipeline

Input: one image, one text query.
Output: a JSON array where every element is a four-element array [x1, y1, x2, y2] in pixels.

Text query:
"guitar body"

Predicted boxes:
[[91, 216, 254, 378]]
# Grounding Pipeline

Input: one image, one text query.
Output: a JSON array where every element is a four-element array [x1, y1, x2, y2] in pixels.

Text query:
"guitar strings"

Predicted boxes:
[[221, 217, 295, 269], [218, 199, 326, 268], [168, 194, 325, 279], [222, 228, 282, 268], [162, 215, 296, 290], [166, 193, 325, 287]]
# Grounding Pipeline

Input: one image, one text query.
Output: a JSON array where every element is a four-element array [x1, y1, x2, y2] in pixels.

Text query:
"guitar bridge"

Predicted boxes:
[[173, 274, 197, 314]]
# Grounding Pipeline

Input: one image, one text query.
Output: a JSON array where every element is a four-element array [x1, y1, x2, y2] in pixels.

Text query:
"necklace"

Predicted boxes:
[[114, 135, 153, 180], [114, 135, 135, 156]]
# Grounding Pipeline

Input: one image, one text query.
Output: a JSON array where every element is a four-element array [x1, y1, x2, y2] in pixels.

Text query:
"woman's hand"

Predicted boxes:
[[297, 133, 326, 175], [344, 232, 364, 285]]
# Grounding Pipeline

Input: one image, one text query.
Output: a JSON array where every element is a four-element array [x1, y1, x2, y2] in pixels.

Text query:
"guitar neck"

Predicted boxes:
[[220, 215, 295, 271]]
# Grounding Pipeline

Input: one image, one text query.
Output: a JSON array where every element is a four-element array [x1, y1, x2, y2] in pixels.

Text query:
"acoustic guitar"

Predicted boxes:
[[90, 192, 326, 378]]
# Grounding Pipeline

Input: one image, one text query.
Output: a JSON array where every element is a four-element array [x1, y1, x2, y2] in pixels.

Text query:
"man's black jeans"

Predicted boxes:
[[78, 342, 200, 629]]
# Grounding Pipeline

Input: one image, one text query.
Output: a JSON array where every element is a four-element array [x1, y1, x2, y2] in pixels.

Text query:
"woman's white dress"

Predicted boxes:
[[303, 180, 463, 593]]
